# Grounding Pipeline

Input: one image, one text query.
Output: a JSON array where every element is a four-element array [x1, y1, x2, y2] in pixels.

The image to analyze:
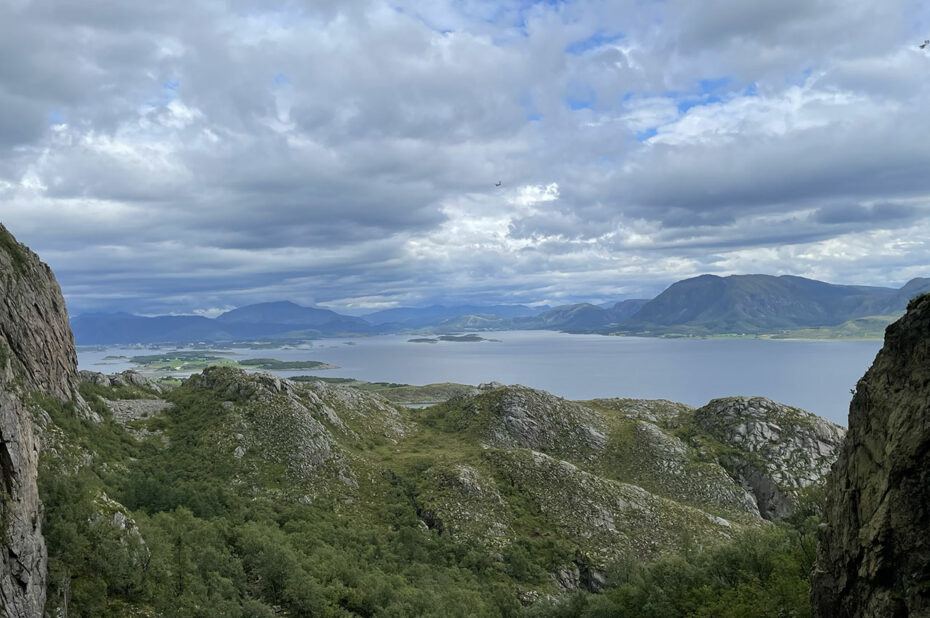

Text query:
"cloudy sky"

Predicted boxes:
[[2, 0, 929, 316]]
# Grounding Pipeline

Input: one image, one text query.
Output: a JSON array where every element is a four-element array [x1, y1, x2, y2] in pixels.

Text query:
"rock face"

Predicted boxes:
[[812, 294, 930, 617], [0, 224, 82, 617], [695, 396, 845, 520]]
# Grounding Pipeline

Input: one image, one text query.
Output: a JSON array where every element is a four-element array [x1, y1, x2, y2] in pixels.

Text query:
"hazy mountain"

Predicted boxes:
[[216, 300, 371, 330], [363, 304, 547, 327], [70, 275, 930, 344], [72, 302, 375, 345]]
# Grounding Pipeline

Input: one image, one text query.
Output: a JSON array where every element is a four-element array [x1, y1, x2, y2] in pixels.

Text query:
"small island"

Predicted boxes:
[[408, 334, 500, 344], [128, 351, 338, 375], [238, 358, 339, 370]]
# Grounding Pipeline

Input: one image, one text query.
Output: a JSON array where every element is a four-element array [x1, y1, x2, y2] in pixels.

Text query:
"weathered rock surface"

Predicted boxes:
[[486, 448, 736, 567], [78, 369, 163, 394], [455, 385, 609, 461], [812, 294, 930, 617], [695, 396, 845, 519], [1, 224, 84, 617], [416, 464, 509, 547], [106, 399, 174, 427]]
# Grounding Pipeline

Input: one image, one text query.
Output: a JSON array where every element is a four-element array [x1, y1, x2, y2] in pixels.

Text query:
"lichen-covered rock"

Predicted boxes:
[[812, 294, 930, 617], [454, 385, 609, 461], [694, 396, 845, 519], [304, 379, 409, 442], [186, 367, 415, 495], [416, 464, 509, 547], [105, 399, 173, 426], [620, 419, 761, 519], [486, 448, 736, 567], [78, 369, 163, 394], [584, 398, 692, 425]]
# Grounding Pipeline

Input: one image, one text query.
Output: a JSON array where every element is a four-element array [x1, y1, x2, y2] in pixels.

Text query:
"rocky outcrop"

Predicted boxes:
[[486, 448, 736, 567], [1, 224, 84, 617], [454, 385, 609, 461], [694, 396, 845, 520], [78, 369, 163, 394], [812, 294, 930, 617], [416, 464, 509, 547]]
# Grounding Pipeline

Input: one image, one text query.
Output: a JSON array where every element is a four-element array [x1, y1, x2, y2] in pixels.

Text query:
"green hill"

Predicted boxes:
[[618, 274, 930, 336], [36, 368, 844, 616]]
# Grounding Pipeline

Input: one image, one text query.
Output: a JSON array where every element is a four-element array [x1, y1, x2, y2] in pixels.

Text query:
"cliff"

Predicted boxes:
[[0, 224, 84, 617], [812, 293, 930, 617]]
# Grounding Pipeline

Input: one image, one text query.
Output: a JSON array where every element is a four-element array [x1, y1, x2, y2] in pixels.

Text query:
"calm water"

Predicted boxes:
[[77, 331, 883, 426]]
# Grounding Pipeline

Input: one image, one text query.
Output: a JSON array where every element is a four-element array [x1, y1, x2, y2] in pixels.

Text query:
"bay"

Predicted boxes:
[[77, 330, 883, 426]]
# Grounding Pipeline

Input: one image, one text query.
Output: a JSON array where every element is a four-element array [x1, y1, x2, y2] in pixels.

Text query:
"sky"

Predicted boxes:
[[2, 0, 930, 317]]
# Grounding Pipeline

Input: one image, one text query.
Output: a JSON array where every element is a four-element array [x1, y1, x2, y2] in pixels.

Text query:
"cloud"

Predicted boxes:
[[1, 0, 929, 315]]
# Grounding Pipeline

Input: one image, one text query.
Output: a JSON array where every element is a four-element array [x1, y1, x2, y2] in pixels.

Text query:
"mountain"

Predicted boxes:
[[618, 274, 928, 335], [813, 293, 930, 616], [71, 302, 376, 345], [216, 301, 370, 330], [435, 300, 651, 334], [69, 273, 930, 344], [363, 304, 547, 327], [607, 298, 650, 322]]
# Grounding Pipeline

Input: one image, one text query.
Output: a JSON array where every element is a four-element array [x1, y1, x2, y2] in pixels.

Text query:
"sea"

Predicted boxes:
[[77, 330, 883, 426]]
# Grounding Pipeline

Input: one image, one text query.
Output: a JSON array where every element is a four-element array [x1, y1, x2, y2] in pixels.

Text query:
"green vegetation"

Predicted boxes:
[[290, 375, 361, 384], [127, 351, 338, 375], [37, 375, 822, 617], [409, 334, 499, 343], [0, 224, 30, 275], [768, 315, 899, 340], [238, 358, 337, 370], [527, 523, 818, 618], [129, 351, 238, 373]]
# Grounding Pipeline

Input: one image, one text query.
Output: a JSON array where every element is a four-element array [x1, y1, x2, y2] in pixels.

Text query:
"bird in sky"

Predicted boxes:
[[495, 180, 502, 187], [921, 39, 929, 49]]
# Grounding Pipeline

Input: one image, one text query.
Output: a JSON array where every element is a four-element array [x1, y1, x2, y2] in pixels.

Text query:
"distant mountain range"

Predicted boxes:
[[70, 275, 930, 344], [362, 304, 547, 328]]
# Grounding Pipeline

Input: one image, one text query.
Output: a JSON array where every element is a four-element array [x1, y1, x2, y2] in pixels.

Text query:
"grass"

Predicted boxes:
[[0, 225, 30, 276]]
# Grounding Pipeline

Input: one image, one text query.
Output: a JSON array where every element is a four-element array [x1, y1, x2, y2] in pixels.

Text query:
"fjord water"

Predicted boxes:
[[78, 330, 882, 425]]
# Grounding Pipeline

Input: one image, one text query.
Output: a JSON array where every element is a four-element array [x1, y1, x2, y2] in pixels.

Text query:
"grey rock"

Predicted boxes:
[[812, 294, 930, 617], [106, 399, 173, 426], [694, 396, 845, 519], [460, 385, 609, 461], [77, 369, 162, 394], [0, 223, 86, 616]]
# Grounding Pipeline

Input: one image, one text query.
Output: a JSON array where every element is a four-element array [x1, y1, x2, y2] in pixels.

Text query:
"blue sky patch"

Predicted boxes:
[[566, 96, 593, 110], [566, 30, 624, 55], [636, 127, 658, 142], [699, 77, 730, 94]]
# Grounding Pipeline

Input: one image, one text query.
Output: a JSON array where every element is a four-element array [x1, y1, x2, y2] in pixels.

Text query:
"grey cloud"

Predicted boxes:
[[814, 203, 919, 225], [2, 0, 929, 315]]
